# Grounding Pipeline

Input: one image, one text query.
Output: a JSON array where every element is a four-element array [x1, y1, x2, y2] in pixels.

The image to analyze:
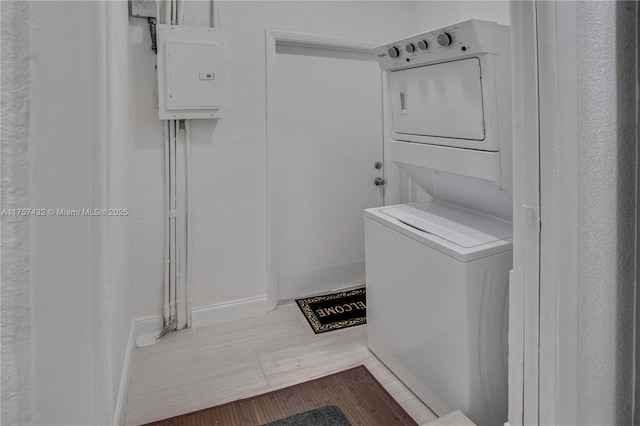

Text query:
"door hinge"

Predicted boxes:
[[524, 205, 540, 232]]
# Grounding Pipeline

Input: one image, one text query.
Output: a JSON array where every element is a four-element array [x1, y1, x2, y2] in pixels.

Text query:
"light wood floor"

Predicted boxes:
[[123, 303, 437, 426], [142, 365, 417, 426]]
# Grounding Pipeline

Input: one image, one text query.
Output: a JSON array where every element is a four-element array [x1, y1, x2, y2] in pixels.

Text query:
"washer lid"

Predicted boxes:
[[380, 201, 512, 249]]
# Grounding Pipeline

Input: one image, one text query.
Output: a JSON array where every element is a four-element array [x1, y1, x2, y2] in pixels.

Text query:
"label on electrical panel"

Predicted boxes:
[[199, 72, 214, 80]]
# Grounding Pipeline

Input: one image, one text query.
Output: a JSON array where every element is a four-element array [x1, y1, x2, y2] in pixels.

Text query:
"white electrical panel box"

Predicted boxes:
[[157, 25, 224, 120]]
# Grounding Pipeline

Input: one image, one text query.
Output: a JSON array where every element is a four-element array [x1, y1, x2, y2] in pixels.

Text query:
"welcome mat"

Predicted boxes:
[[296, 288, 366, 334]]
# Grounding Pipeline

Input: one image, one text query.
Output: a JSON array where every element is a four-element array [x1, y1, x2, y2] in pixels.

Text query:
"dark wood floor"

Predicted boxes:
[[142, 365, 417, 426]]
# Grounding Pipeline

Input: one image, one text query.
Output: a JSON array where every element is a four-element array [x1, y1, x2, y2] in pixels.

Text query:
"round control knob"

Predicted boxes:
[[417, 40, 428, 50], [405, 43, 415, 53], [387, 46, 400, 59], [437, 32, 453, 47]]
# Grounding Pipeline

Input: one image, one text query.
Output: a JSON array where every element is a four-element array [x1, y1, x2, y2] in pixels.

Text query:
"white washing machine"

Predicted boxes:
[[365, 201, 511, 426], [366, 20, 513, 426]]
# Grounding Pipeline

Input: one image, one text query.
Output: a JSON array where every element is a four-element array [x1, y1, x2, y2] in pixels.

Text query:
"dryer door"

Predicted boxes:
[[389, 57, 485, 142]]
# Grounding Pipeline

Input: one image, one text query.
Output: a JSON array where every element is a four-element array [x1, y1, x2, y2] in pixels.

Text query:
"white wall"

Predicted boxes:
[[575, 1, 635, 423], [1, 1, 133, 424], [1, 1, 33, 424], [412, 1, 510, 30], [129, 16, 166, 321], [130, 0, 510, 326], [29, 3, 100, 422]]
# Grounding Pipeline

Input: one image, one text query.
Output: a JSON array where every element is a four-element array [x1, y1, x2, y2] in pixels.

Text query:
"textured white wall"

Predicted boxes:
[[576, 1, 635, 424], [0, 2, 133, 424], [1, 2, 33, 424]]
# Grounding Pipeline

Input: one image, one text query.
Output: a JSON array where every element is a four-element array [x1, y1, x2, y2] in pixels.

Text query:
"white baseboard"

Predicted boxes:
[[114, 320, 136, 426], [134, 315, 163, 347], [131, 296, 267, 346], [277, 260, 365, 301], [191, 295, 268, 328]]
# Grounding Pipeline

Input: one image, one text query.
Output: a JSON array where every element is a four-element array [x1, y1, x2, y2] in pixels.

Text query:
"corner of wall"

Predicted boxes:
[[114, 320, 137, 426], [133, 315, 164, 347]]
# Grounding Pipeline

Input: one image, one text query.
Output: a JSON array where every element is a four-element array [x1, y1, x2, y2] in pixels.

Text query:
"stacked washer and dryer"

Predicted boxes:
[[365, 20, 512, 426]]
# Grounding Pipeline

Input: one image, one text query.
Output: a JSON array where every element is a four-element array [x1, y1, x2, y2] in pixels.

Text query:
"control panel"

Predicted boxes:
[[157, 24, 225, 120], [375, 20, 506, 71]]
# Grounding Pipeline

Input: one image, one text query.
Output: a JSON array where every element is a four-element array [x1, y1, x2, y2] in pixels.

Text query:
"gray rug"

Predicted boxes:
[[261, 405, 351, 426]]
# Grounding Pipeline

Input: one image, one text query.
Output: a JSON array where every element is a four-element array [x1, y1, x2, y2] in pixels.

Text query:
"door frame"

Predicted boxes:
[[509, 2, 542, 424], [511, 2, 588, 424], [264, 30, 384, 310]]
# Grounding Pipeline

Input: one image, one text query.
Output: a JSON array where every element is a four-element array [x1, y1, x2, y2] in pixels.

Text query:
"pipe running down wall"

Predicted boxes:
[[159, 0, 202, 336]]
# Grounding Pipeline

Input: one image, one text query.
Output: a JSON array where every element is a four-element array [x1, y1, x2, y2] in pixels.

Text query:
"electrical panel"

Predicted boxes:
[[157, 25, 224, 120]]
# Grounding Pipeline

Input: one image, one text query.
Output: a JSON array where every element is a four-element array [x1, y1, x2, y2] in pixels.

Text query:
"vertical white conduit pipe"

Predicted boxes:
[[156, 0, 161, 28], [169, 119, 177, 325], [164, 0, 171, 27], [159, 0, 171, 339], [185, 119, 192, 327], [175, 0, 191, 329], [160, 0, 178, 338], [163, 120, 170, 331], [214, 0, 218, 28], [177, 0, 184, 27], [174, 121, 187, 330]]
